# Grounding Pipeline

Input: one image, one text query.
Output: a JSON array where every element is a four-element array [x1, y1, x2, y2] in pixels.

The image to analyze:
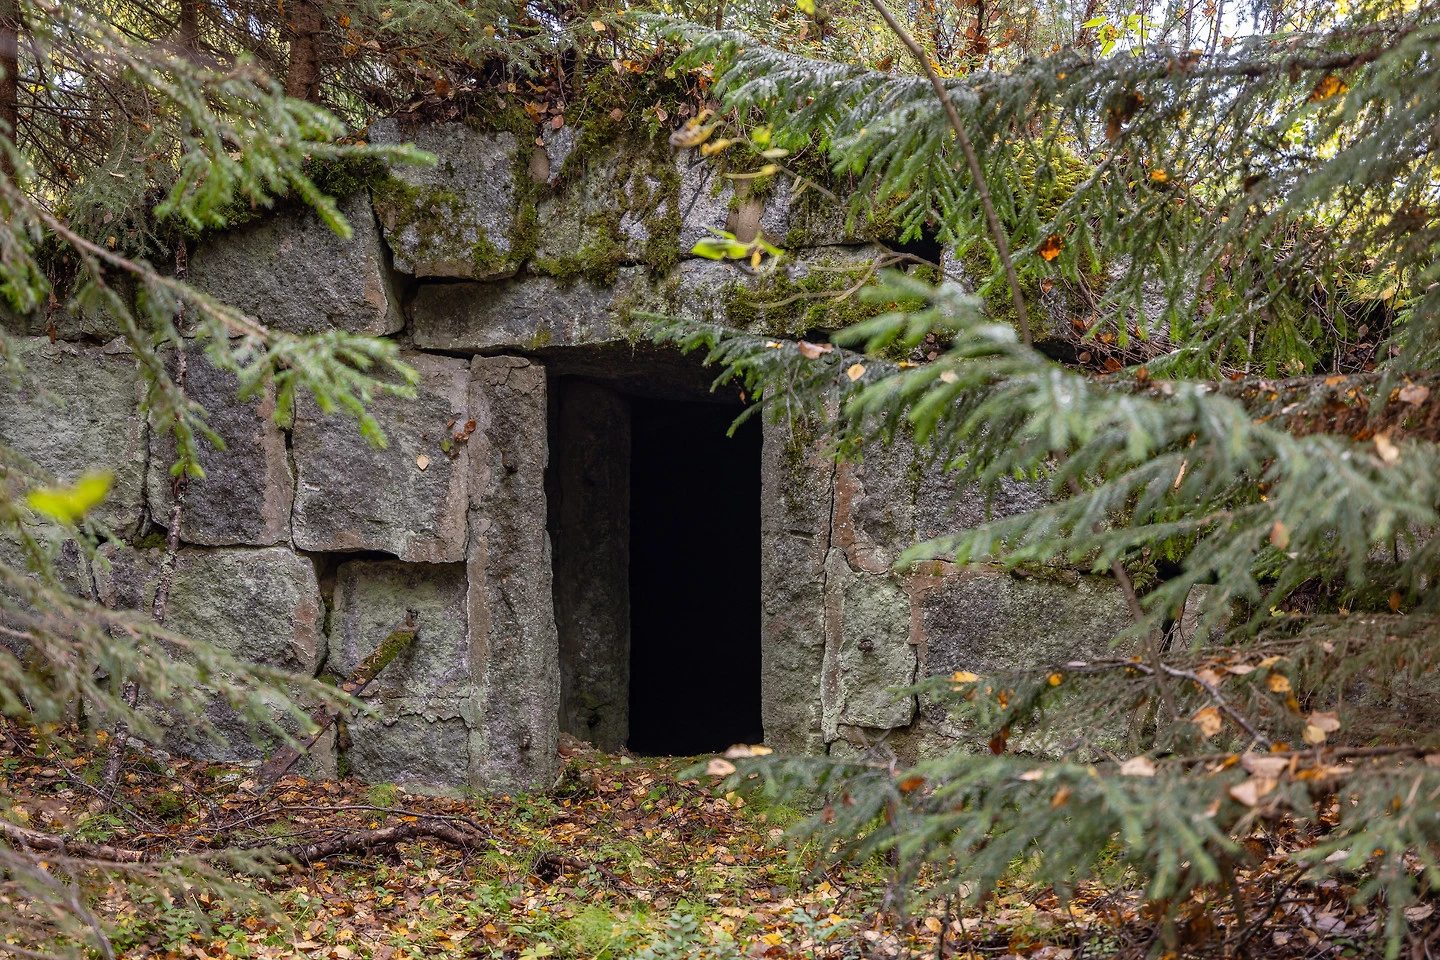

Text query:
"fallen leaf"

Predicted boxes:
[[1120, 755, 1156, 777], [1269, 521, 1289, 549], [415, 455, 430, 471], [796, 340, 833, 359], [1374, 433, 1400, 464], [1398, 382, 1430, 405], [1192, 706, 1222, 739], [1038, 234, 1064, 261], [846, 362, 866, 381], [1267, 672, 1291, 694], [1241, 753, 1288, 778], [1229, 776, 1277, 807]]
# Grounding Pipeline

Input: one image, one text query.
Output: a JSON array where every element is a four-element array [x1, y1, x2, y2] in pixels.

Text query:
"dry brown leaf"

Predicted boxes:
[[846, 362, 866, 381], [1240, 753, 1288, 778], [1228, 776, 1277, 807]]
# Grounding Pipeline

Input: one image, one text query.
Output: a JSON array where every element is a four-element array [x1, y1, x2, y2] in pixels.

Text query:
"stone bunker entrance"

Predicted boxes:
[[547, 350, 763, 756]]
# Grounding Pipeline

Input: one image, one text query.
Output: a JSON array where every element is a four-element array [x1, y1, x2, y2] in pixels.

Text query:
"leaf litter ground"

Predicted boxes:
[[2, 728, 1433, 959]]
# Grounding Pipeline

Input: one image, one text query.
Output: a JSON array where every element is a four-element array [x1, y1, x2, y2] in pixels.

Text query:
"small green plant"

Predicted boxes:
[[366, 782, 399, 809]]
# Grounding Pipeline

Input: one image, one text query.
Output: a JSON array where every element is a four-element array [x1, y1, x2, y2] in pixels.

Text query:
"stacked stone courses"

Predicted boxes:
[[0, 120, 1136, 789]]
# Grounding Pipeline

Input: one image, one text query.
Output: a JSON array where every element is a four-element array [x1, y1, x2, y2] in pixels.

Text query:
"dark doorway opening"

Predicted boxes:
[[549, 359, 764, 758], [626, 399, 763, 756]]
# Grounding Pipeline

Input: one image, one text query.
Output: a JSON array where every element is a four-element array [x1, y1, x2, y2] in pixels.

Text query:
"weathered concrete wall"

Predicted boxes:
[[0, 116, 1140, 790]]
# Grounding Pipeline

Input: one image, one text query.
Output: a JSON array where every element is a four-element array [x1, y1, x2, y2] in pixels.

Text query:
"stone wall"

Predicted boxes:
[[0, 118, 1139, 790]]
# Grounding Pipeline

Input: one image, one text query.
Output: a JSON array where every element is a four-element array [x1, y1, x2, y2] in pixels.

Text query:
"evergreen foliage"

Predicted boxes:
[[651, 0, 1440, 952]]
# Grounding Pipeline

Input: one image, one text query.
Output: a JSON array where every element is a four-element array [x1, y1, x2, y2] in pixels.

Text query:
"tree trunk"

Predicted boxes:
[[0, 0, 20, 175], [177, 0, 200, 55], [284, 0, 323, 102]]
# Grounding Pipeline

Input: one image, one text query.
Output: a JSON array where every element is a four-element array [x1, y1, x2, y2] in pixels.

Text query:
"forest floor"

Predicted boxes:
[[1, 729, 1424, 959]]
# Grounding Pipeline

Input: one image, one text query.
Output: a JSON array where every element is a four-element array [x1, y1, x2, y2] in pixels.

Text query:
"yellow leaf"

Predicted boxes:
[[27, 470, 113, 526], [950, 670, 980, 685], [590, 19, 607, 30], [1149, 168, 1169, 183], [1038, 233, 1064, 262], [846, 362, 866, 382], [924, 917, 943, 933], [1266, 672, 1291, 693], [699, 137, 734, 156], [1192, 705, 1222, 739], [1308, 73, 1348, 102]]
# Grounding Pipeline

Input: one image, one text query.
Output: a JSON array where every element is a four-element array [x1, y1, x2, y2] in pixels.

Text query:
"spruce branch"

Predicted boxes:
[[863, 0, 1032, 345]]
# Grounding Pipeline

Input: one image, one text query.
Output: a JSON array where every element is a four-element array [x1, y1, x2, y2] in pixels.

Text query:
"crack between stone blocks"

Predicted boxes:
[[817, 438, 841, 752]]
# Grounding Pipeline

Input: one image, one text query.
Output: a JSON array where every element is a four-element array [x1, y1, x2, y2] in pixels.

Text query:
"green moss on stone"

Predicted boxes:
[[371, 176, 508, 274], [725, 263, 886, 337]]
